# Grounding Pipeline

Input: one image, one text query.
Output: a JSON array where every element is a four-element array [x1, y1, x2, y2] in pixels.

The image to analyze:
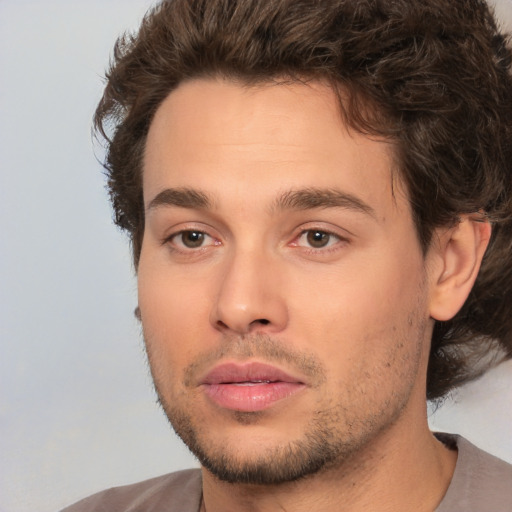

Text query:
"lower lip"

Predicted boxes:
[[202, 382, 305, 412]]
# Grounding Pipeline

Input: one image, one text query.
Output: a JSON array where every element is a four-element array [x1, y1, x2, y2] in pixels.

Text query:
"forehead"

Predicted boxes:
[[143, 78, 407, 219]]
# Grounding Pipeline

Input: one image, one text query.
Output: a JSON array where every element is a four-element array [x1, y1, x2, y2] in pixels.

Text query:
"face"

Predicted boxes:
[[138, 78, 435, 484]]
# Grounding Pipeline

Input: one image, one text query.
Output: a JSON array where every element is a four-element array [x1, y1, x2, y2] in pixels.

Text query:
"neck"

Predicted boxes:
[[200, 401, 457, 512]]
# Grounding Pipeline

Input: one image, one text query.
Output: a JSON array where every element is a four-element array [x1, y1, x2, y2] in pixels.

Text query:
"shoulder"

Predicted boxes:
[[436, 434, 512, 512], [60, 468, 202, 512]]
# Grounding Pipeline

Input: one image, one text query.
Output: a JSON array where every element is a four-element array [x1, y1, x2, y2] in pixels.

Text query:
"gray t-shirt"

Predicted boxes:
[[61, 434, 512, 511], [435, 434, 512, 511]]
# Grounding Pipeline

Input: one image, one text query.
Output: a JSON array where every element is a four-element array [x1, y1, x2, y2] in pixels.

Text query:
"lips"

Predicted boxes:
[[200, 362, 306, 412]]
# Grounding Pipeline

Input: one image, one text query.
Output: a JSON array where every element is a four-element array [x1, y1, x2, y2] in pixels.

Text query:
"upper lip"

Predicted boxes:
[[200, 362, 304, 385]]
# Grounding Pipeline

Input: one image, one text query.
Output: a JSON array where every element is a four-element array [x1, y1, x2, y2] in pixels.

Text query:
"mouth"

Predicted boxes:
[[200, 362, 306, 412]]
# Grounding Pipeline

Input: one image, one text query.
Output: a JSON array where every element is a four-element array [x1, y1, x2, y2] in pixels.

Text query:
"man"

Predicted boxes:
[[63, 0, 512, 510]]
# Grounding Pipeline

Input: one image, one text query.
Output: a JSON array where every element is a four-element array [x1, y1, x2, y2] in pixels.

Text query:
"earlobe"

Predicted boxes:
[[429, 215, 491, 321]]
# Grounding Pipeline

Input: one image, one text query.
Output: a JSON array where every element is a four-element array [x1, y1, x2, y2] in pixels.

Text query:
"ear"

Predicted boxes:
[[428, 215, 491, 321]]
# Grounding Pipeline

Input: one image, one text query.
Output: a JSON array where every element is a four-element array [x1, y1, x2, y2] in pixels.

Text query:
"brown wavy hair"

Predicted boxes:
[[94, 0, 512, 399]]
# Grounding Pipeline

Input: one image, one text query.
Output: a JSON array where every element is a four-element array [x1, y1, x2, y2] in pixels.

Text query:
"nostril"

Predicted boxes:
[[214, 318, 270, 332]]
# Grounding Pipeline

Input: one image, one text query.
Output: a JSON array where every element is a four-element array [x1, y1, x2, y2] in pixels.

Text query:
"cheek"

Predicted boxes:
[[286, 249, 428, 369], [137, 255, 216, 366]]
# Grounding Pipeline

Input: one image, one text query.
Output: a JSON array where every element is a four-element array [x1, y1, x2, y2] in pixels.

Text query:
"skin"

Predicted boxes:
[[138, 78, 490, 511]]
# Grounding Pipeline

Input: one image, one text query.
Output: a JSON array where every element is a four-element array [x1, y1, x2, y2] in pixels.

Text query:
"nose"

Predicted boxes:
[[210, 248, 288, 335]]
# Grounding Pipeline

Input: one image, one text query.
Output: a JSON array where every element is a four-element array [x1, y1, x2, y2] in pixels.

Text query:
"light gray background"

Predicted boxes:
[[1, 1, 511, 511]]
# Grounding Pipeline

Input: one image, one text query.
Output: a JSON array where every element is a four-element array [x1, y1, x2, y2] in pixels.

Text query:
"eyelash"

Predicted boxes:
[[291, 228, 347, 254], [165, 230, 219, 252], [163, 227, 347, 256]]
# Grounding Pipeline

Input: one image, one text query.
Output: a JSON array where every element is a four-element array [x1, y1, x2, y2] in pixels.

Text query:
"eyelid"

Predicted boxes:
[[162, 224, 222, 252], [288, 223, 352, 255], [170, 230, 213, 249], [293, 222, 351, 241], [160, 220, 214, 241], [295, 230, 341, 247]]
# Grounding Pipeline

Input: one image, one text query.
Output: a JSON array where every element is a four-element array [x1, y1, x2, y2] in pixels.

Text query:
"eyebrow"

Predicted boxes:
[[272, 188, 376, 218], [147, 188, 213, 212], [146, 186, 376, 218]]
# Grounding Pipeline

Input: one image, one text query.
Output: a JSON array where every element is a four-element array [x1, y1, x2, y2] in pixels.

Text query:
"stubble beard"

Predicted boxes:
[[145, 327, 426, 486], [161, 394, 368, 485]]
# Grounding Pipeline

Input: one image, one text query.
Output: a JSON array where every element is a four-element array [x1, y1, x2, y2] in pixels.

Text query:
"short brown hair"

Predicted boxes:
[[94, 0, 512, 399]]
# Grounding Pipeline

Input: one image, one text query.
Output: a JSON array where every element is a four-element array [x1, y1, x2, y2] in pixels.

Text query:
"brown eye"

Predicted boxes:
[[179, 231, 205, 248], [306, 230, 331, 248]]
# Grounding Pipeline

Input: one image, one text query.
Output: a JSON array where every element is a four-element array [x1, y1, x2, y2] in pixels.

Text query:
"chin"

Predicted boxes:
[[163, 398, 369, 485]]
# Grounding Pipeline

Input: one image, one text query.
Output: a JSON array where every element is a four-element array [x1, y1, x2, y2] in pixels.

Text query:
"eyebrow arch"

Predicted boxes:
[[146, 187, 213, 212], [272, 188, 376, 218]]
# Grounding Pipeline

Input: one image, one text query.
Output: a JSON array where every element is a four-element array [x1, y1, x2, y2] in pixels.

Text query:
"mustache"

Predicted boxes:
[[181, 333, 326, 388]]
